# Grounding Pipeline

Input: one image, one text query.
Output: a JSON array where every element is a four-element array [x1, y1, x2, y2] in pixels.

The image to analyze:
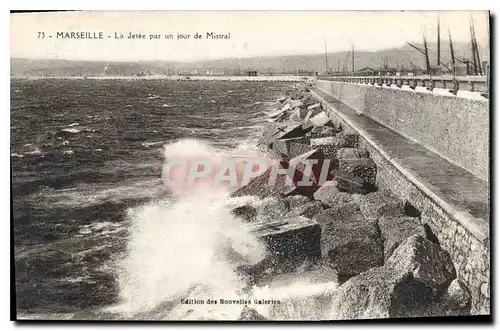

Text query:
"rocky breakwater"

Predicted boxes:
[[230, 84, 472, 320]]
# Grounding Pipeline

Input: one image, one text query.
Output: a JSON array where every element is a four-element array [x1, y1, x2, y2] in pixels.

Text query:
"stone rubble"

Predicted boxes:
[[231, 84, 471, 320]]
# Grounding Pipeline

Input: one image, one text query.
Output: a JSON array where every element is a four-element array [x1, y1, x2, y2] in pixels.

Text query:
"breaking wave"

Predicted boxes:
[[109, 139, 338, 320]]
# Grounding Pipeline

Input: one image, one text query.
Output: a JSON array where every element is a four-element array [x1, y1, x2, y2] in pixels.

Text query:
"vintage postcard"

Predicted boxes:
[[10, 10, 490, 321]]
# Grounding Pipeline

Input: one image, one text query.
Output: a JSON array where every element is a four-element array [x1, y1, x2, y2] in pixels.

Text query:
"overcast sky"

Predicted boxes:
[[10, 11, 489, 62]]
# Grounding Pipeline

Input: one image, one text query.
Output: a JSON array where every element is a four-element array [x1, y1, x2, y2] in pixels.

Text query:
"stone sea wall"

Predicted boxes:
[[315, 80, 489, 182], [228, 84, 483, 320], [312, 86, 489, 315]]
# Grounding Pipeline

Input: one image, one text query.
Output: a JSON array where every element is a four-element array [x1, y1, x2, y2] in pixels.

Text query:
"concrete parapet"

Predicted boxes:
[[316, 80, 489, 182], [311, 88, 490, 315]]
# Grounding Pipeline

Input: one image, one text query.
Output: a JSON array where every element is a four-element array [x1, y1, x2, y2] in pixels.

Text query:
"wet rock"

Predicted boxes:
[[236, 257, 275, 285], [268, 284, 337, 320], [231, 167, 287, 199], [269, 109, 289, 122], [308, 111, 330, 127], [336, 147, 369, 159], [280, 182, 318, 199], [278, 124, 312, 140], [230, 205, 258, 222], [313, 183, 349, 207], [257, 197, 290, 223], [307, 103, 321, 111], [439, 279, 471, 316], [359, 191, 404, 222], [272, 137, 310, 157], [287, 199, 325, 219], [289, 149, 333, 188], [385, 235, 456, 295], [337, 133, 359, 148], [262, 122, 282, 136], [313, 204, 383, 278], [239, 306, 267, 321], [297, 107, 310, 119], [288, 143, 313, 159], [330, 266, 434, 319], [258, 124, 283, 151], [378, 215, 426, 260], [289, 108, 302, 121], [304, 106, 323, 123], [286, 195, 311, 208], [339, 158, 377, 186], [309, 126, 337, 139], [336, 172, 374, 194], [289, 100, 304, 109], [249, 216, 322, 270], [310, 136, 349, 158]]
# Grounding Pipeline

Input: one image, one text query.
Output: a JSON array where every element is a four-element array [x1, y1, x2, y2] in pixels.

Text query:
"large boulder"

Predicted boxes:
[[288, 149, 333, 188], [308, 111, 330, 127], [272, 137, 310, 157], [230, 204, 258, 222], [262, 122, 282, 136], [359, 191, 404, 222], [309, 126, 337, 139], [288, 143, 313, 159], [287, 199, 325, 219], [285, 195, 311, 208], [336, 147, 369, 159], [277, 124, 312, 140], [385, 235, 456, 296], [257, 197, 290, 223], [289, 100, 304, 109], [336, 171, 375, 194], [239, 306, 267, 321], [378, 215, 427, 260], [304, 105, 323, 123], [389, 278, 472, 318], [337, 133, 359, 148], [258, 122, 284, 151], [249, 215, 322, 271], [313, 185, 355, 209], [267, 265, 338, 320], [313, 204, 383, 279], [330, 266, 435, 320], [439, 279, 471, 316], [231, 167, 289, 199], [307, 102, 322, 111], [310, 136, 350, 158], [339, 158, 377, 187]]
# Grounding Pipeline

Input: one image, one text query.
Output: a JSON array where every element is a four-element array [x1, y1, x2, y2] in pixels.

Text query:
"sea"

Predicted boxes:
[[12, 77, 339, 320]]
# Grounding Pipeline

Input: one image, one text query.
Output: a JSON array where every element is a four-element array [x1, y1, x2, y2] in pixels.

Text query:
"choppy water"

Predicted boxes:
[[12, 78, 340, 320]]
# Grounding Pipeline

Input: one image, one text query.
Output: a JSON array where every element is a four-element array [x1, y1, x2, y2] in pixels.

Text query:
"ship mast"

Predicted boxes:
[[469, 17, 479, 75], [423, 33, 431, 75], [449, 30, 456, 75], [324, 34, 328, 75], [470, 16, 483, 75], [351, 44, 355, 73], [437, 17, 441, 66], [448, 29, 459, 94]]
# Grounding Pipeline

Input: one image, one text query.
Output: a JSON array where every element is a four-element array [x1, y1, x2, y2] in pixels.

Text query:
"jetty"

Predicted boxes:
[[230, 78, 488, 319]]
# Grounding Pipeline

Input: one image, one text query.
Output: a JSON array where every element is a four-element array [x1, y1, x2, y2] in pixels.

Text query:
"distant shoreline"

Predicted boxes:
[[10, 75, 311, 82]]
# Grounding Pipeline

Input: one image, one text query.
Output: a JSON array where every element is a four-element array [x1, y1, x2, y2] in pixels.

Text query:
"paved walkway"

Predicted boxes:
[[313, 87, 489, 242]]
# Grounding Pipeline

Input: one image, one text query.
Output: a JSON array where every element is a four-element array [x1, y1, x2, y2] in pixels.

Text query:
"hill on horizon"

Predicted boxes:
[[11, 41, 489, 77]]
